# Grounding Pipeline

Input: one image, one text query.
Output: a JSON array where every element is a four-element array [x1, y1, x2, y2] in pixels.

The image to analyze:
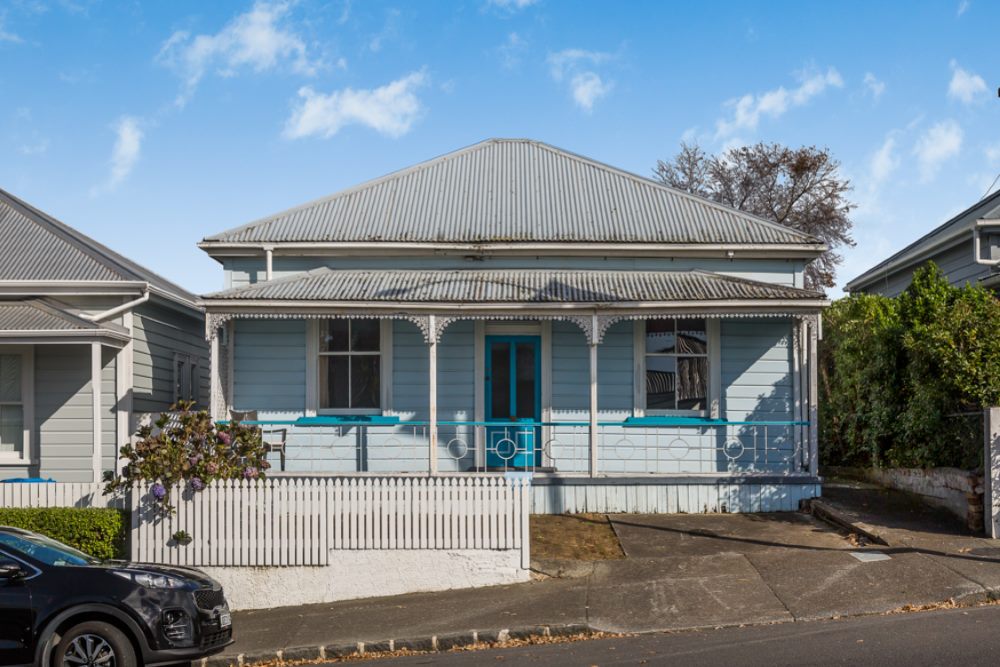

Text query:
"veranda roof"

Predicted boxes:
[[203, 268, 824, 305], [0, 299, 130, 342]]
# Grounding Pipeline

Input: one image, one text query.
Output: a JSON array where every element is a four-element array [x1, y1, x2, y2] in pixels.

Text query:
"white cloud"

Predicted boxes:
[[958, 0, 970, 16], [157, 1, 317, 107], [91, 116, 143, 195], [947, 59, 987, 104], [283, 70, 427, 140], [569, 72, 612, 112], [547, 48, 614, 112], [18, 138, 49, 156], [368, 8, 400, 53], [498, 32, 526, 69], [863, 72, 885, 100], [715, 67, 843, 138], [487, 0, 539, 11], [0, 15, 23, 43], [913, 119, 963, 181], [986, 142, 1000, 165], [870, 135, 899, 185]]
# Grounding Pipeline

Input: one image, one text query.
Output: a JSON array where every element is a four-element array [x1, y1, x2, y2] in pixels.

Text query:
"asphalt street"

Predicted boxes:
[[353, 604, 1000, 666]]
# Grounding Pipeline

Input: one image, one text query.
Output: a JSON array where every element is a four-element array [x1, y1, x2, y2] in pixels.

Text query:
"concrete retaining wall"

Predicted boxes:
[[203, 549, 528, 611], [829, 466, 984, 530]]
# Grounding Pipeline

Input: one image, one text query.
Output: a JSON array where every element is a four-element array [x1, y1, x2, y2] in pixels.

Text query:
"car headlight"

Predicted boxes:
[[112, 570, 187, 589]]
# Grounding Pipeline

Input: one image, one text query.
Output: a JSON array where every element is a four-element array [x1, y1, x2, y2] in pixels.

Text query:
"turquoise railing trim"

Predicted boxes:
[[225, 416, 808, 428]]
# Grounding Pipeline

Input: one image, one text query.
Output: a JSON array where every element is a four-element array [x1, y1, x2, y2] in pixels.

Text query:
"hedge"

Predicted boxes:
[[821, 262, 1000, 469], [0, 507, 128, 560]]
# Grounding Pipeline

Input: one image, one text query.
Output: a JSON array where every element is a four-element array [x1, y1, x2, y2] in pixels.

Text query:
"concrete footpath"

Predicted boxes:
[[208, 482, 1000, 666]]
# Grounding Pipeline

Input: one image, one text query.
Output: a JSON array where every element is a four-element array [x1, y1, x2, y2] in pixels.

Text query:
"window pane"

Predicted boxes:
[[0, 355, 20, 402], [676, 319, 708, 355], [645, 356, 676, 410], [490, 342, 511, 419], [514, 343, 537, 420], [350, 356, 380, 409], [350, 319, 380, 352], [320, 356, 350, 409], [320, 320, 350, 352], [645, 320, 676, 353], [677, 357, 708, 410], [0, 405, 23, 454]]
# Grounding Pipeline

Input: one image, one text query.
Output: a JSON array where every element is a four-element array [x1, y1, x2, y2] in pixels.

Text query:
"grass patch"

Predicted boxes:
[[530, 513, 625, 561]]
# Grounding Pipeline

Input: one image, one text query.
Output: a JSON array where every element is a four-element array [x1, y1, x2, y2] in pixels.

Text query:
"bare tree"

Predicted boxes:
[[654, 142, 855, 289]]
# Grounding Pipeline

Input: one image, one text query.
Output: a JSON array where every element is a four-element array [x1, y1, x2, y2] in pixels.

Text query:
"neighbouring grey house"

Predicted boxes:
[[847, 189, 1000, 296], [199, 138, 829, 513], [0, 189, 208, 483]]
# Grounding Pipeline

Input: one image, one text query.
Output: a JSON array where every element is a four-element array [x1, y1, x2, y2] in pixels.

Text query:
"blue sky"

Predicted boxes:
[[1, 0, 997, 296]]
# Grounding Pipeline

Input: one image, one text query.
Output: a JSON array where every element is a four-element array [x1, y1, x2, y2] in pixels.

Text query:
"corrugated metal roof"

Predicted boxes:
[[0, 189, 199, 306], [204, 269, 823, 303], [0, 300, 94, 331], [203, 139, 821, 246]]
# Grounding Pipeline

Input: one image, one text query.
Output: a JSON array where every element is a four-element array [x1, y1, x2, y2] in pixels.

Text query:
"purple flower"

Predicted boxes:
[[188, 454, 202, 467], [189, 477, 205, 492], [217, 431, 232, 446], [243, 466, 258, 480], [206, 462, 218, 475], [151, 483, 167, 500]]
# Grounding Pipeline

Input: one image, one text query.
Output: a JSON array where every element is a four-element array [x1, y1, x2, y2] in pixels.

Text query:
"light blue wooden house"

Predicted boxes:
[[199, 139, 828, 513], [0, 189, 208, 484]]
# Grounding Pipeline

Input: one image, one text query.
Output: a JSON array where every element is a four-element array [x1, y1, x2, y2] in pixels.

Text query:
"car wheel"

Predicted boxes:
[[54, 621, 137, 667]]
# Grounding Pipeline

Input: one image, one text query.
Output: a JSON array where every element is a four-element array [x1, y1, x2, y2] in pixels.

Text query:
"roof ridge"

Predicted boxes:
[[0, 188, 199, 305]]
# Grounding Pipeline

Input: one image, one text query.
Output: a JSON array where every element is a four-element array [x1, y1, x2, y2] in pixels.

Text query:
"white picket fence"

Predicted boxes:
[[0, 483, 118, 508], [131, 477, 531, 568]]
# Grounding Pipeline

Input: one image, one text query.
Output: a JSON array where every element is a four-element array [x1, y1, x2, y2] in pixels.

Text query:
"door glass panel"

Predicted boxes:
[[350, 356, 380, 408], [489, 342, 510, 420], [645, 356, 676, 410], [0, 405, 23, 454], [515, 343, 537, 420], [0, 355, 20, 402], [677, 357, 708, 410]]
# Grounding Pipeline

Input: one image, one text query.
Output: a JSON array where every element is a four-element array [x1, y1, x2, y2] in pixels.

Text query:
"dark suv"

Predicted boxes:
[[0, 526, 233, 666]]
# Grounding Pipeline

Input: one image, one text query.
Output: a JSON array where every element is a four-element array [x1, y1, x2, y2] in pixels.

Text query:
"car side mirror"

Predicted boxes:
[[0, 564, 25, 580]]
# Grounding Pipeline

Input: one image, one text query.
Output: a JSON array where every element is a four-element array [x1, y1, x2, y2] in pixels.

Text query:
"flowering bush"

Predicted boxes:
[[105, 401, 269, 510]]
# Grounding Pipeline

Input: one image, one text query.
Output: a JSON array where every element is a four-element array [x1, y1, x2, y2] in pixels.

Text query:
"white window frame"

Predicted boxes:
[[311, 319, 392, 416], [0, 346, 33, 465], [634, 319, 721, 419], [173, 352, 201, 407]]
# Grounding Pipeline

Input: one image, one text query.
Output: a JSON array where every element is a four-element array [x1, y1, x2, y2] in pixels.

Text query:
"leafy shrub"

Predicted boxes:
[[0, 507, 127, 560], [821, 263, 1000, 469], [105, 401, 270, 510]]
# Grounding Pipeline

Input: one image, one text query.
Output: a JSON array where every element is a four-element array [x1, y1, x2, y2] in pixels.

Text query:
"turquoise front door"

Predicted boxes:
[[485, 336, 541, 469]]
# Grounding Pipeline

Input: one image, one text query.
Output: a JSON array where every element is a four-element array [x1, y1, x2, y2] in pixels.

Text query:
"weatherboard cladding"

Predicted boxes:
[[204, 139, 819, 246], [205, 269, 822, 303]]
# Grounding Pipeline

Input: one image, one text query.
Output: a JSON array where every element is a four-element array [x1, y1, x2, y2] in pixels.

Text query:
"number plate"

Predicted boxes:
[[219, 611, 232, 628]]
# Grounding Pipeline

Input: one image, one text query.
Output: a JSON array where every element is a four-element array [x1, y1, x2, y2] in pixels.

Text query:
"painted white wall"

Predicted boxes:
[[202, 549, 528, 611]]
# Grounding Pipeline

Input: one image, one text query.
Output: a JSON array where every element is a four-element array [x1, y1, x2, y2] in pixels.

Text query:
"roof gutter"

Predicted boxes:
[[83, 287, 150, 322], [198, 241, 828, 260]]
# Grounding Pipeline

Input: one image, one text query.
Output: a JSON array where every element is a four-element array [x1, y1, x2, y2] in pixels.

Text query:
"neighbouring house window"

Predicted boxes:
[[319, 319, 381, 411], [644, 319, 708, 412], [173, 354, 200, 406], [0, 354, 25, 456]]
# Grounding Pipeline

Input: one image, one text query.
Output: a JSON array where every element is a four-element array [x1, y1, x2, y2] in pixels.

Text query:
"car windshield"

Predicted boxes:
[[0, 531, 101, 566]]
